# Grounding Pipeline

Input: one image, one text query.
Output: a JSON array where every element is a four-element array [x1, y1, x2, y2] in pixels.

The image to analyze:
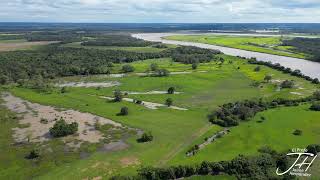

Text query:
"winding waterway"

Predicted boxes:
[[133, 33, 320, 79]]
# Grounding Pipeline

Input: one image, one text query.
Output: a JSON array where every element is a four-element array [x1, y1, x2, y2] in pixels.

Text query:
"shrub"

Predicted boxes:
[[60, 86, 68, 93], [114, 89, 123, 102], [264, 75, 272, 82], [312, 78, 320, 84], [49, 118, 78, 138], [150, 63, 159, 71], [280, 80, 295, 88], [165, 98, 173, 107], [122, 64, 135, 73], [40, 118, 48, 124], [155, 69, 170, 77], [310, 103, 320, 111], [167, 87, 175, 94], [25, 149, 39, 159], [118, 107, 129, 116], [307, 144, 320, 154], [313, 91, 320, 100], [254, 66, 261, 72], [293, 129, 302, 136], [192, 63, 198, 70], [137, 132, 153, 143]]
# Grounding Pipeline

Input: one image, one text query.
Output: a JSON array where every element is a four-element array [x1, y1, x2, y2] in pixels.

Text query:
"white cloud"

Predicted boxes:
[[0, 0, 319, 22]]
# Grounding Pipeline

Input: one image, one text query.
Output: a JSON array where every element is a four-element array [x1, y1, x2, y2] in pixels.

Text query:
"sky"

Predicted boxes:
[[0, 0, 320, 23]]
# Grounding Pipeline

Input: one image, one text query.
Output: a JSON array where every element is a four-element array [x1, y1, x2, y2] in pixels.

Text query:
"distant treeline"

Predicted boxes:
[[282, 38, 320, 62], [0, 34, 24, 40], [81, 35, 154, 47], [25, 31, 84, 43], [111, 144, 320, 180]]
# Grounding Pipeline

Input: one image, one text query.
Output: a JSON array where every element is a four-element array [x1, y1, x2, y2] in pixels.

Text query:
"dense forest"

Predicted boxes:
[[171, 46, 221, 64], [0, 45, 167, 84], [282, 38, 320, 62], [25, 31, 83, 42]]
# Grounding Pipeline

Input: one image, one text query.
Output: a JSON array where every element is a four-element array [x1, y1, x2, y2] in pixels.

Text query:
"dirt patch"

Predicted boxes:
[[120, 156, 140, 167], [99, 141, 129, 152], [0, 41, 58, 52], [1, 93, 122, 144], [56, 81, 120, 88], [123, 91, 183, 95], [290, 92, 303, 96], [100, 96, 188, 111]]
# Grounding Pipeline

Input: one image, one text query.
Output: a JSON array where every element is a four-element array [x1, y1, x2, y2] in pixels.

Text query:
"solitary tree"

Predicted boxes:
[[114, 89, 123, 102], [264, 75, 272, 82], [165, 98, 173, 107], [254, 66, 261, 72], [167, 87, 175, 94], [60, 86, 68, 93], [192, 63, 198, 70], [122, 64, 135, 73], [118, 107, 129, 116], [150, 63, 159, 71]]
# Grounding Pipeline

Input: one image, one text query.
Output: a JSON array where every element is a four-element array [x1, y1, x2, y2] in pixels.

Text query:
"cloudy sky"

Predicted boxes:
[[0, 0, 319, 23]]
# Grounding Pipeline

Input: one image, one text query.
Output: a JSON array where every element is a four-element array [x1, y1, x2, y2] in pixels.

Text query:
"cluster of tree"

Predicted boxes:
[[208, 92, 320, 127], [170, 46, 221, 64], [248, 58, 320, 84], [280, 80, 295, 88], [137, 132, 153, 143], [310, 103, 320, 111], [122, 64, 135, 73], [25, 149, 40, 160], [0, 46, 166, 85], [167, 87, 175, 94], [282, 38, 320, 62], [82, 35, 154, 47], [49, 118, 78, 138], [110, 146, 302, 180]]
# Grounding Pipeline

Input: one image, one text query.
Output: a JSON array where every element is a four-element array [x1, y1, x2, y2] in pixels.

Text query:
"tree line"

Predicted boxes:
[[208, 91, 320, 127], [81, 35, 154, 47], [110, 144, 320, 180], [170, 46, 221, 64], [282, 38, 320, 62]]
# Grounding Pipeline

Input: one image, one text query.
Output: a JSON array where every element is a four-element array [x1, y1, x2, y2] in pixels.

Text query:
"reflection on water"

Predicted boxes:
[[133, 33, 320, 79]]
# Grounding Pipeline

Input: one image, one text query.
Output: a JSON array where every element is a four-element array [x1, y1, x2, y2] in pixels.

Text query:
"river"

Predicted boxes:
[[133, 33, 320, 79]]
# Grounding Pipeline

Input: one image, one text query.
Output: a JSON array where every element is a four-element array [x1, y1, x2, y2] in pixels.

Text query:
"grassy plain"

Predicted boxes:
[[166, 35, 307, 59], [1, 54, 320, 179]]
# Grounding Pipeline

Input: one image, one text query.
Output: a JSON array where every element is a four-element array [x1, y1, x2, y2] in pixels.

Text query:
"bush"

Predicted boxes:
[[293, 129, 302, 136], [137, 132, 153, 143], [150, 63, 159, 71], [312, 78, 320, 84], [167, 87, 175, 94], [122, 64, 135, 73], [264, 75, 272, 82], [25, 149, 39, 159], [280, 80, 295, 88], [165, 98, 173, 107], [60, 86, 68, 93], [307, 144, 320, 154], [114, 89, 123, 102], [313, 91, 320, 100], [310, 103, 320, 111], [192, 63, 198, 70], [155, 69, 170, 77], [254, 66, 261, 72], [118, 107, 129, 116], [49, 118, 78, 138]]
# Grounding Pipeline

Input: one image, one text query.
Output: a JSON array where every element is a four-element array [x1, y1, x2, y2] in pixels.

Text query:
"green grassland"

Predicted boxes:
[[165, 35, 307, 59], [1, 54, 318, 179], [63, 42, 177, 53]]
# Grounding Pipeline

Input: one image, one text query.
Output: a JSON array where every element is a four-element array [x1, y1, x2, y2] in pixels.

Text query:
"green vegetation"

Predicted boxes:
[[49, 118, 78, 138], [166, 35, 307, 59], [1, 34, 320, 179]]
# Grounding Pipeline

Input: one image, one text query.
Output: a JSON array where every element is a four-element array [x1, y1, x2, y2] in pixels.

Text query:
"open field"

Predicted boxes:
[[0, 40, 58, 52], [165, 35, 307, 59], [1, 52, 319, 179]]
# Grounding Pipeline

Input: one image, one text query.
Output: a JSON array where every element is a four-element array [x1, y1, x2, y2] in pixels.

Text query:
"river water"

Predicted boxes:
[[133, 33, 320, 79]]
